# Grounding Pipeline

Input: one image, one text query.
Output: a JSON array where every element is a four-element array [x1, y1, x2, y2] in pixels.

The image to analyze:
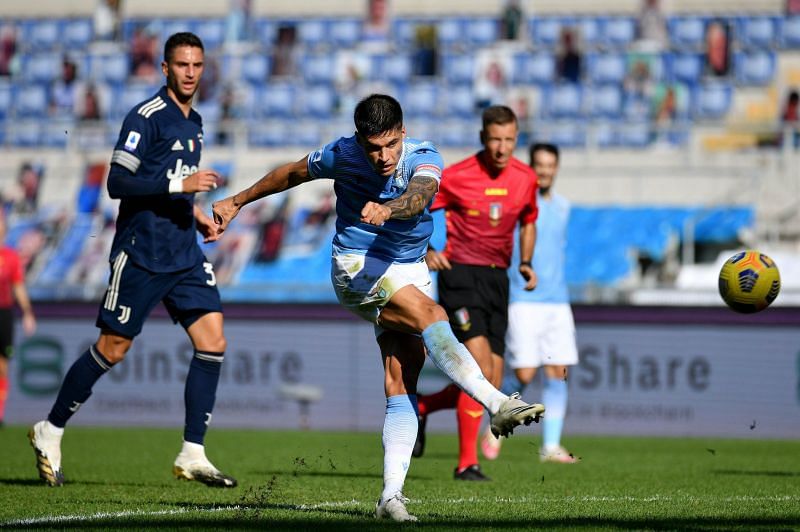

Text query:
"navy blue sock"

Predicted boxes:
[[184, 350, 224, 444], [48, 345, 114, 428]]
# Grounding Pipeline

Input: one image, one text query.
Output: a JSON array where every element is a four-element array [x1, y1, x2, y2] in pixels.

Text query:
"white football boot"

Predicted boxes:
[[29, 420, 64, 487]]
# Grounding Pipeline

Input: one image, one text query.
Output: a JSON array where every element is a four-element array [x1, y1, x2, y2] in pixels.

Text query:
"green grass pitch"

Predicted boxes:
[[0, 425, 798, 530]]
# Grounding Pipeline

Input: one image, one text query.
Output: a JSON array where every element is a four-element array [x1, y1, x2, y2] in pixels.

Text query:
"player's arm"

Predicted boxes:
[[107, 165, 219, 198], [360, 175, 439, 225], [213, 156, 311, 234], [518, 222, 537, 291], [12, 282, 35, 336]]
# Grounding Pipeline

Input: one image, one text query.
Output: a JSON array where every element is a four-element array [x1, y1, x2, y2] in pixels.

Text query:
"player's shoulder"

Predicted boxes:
[[509, 157, 536, 178], [403, 137, 441, 157], [124, 88, 169, 122]]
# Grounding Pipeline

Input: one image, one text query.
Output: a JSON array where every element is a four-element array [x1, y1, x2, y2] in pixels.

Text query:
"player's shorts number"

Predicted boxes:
[[203, 262, 217, 286]]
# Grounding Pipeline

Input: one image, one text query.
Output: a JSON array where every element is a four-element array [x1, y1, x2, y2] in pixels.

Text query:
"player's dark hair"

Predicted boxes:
[[164, 32, 204, 63], [529, 142, 560, 163], [354, 94, 403, 138], [482, 105, 517, 129]]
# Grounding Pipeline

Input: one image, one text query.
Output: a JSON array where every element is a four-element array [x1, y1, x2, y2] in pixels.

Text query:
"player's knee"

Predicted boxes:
[[202, 336, 227, 355], [426, 303, 449, 326]]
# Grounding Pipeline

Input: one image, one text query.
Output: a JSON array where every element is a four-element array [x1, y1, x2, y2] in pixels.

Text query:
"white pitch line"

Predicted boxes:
[[4, 495, 799, 527]]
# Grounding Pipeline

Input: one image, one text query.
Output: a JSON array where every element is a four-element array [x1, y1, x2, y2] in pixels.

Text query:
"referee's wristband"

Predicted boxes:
[[519, 261, 532, 268], [168, 178, 183, 194]]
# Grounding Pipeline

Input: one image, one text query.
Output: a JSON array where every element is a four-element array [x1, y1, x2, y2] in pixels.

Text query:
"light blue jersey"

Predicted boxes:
[[509, 191, 570, 303], [308, 135, 443, 263]]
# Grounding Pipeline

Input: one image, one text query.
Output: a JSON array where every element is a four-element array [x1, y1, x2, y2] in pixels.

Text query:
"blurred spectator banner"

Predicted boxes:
[[6, 315, 799, 438]]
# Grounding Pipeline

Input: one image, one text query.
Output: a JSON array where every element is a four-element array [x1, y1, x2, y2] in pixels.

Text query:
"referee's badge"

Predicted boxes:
[[489, 202, 502, 226], [454, 307, 471, 332]]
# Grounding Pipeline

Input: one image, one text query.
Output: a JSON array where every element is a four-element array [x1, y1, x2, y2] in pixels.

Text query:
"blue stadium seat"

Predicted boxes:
[[63, 19, 93, 50], [0, 81, 11, 119], [21, 19, 61, 50], [20, 52, 62, 84], [391, 18, 420, 48], [736, 16, 777, 50], [602, 17, 636, 49], [372, 53, 412, 85], [616, 122, 652, 148], [297, 19, 328, 48], [161, 19, 193, 40], [195, 18, 225, 50], [248, 119, 292, 147], [329, 18, 361, 48], [437, 17, 465, 48], [92, 52, 129, 86], [400, 82, 439, 117], [254, 18, 278, 47], [577, 17, 602, 49], [734, 51, 776, 86], [541, 83, 583, 118], [466, 17, 499, 47], [780, 16, 800, 48], [42, 118, 74, 148], [586, 52, 627, 84], [513, 52, 555, 85], [13, 84, 48, 118], [116, 83, 159, 119], [299, 85, 336, 117], [292, 119, 322, 147], [540, 121, 586, 148], [530, 17, 564, 48], [441, 85, 476, 118], [438, 118, 478, 147], [9, 120, 42, 146], [667, 53, 704, 84], [256, 83, 296, 118], [441, 53, 474, 85], [300, 53, 335, 85], [588, 85, 623, 118], [692, 82, 732, 120], [668, 16, 707, 51], [241, 53, 270, 85]]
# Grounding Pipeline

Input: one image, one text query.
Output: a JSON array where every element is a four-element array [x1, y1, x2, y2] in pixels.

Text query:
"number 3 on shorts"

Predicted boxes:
[[203, 262, 217, 286]]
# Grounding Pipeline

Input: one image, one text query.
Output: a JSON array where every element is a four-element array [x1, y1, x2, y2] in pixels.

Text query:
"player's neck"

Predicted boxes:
[[166, 87, 193, 117]]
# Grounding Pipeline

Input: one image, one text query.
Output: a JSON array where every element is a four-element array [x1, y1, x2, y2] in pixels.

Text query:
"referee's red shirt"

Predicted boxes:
[[431, 153, 538, 269], [0, 246, 23, 309]]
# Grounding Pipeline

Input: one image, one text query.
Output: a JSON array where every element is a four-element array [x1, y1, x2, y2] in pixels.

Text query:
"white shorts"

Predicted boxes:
[[331, 250, 433, 330], [505, 302, 578, 369]]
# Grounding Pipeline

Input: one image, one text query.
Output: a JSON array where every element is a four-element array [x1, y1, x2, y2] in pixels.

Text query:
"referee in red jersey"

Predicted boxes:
[[414, 105, 539, 480]]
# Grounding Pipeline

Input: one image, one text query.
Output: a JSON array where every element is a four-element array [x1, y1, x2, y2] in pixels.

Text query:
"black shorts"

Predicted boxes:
[[96, 251, 223, 338], [0, 308, 13, 358], [436, 262, 509, 356]]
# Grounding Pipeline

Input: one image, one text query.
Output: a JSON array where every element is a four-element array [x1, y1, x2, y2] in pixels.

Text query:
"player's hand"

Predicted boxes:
[[212, 196, 241, 235], [360, 201, 391, 226], [22, 312, 36, 336], [520, 264, 537, 291], [426, 248, 452, 271], [195, 208, 220, 243], [182, 169, 220, 194]]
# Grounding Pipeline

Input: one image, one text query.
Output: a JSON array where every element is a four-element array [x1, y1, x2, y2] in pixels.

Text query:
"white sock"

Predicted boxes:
[[381, 395, 418, 502], [180, 440, 206, 459], [44, 420, 64, 438], [421, 321, 507, 413]]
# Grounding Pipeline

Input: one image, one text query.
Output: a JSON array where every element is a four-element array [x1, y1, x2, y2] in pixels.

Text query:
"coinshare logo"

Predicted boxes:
[[17, 337, 64, 396]]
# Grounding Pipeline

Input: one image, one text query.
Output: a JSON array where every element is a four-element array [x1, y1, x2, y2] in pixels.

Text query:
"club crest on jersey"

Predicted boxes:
[[124, 131, 141, 152], [166, 158, 199, 180], [454, 307, 471, 332], [489, 202, 502, 226]]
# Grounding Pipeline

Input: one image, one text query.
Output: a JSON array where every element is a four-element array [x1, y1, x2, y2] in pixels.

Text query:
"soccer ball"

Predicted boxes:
[[718, 250, 780, 313]]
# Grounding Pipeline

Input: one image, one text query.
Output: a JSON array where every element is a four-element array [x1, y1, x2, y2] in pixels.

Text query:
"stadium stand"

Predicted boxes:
[[0, 0, 798, 305]]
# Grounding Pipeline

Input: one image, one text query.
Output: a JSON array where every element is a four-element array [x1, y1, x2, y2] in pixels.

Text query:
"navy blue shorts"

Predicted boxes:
[[96, 251, 222, 338]]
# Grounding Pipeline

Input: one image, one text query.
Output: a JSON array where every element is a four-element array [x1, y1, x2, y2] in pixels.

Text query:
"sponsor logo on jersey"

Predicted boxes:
[[489, 202, 502, 226], [485, 187, 508, 196], [171, 140, 184, 151], [124, 131, 141, 152], [166, 158, 199, 181]]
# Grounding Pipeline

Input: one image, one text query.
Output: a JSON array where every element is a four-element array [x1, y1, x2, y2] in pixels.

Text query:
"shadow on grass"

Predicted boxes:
[[0, 477, 170, 488], [252, 469, 386, 480], [713, 469, 800, 478]]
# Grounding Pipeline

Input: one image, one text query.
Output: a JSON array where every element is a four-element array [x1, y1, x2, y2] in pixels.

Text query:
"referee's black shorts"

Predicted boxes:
[[436, 262, 509, 356], [0, 308, 14, 359]]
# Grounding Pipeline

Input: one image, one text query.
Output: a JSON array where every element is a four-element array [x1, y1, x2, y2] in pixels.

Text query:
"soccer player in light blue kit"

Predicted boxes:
[[481, 143, 579, 463], [213, 94, 544, 522]]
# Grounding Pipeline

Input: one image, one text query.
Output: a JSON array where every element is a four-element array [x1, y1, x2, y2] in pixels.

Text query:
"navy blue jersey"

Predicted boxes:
[[108, 86, 204, 273]]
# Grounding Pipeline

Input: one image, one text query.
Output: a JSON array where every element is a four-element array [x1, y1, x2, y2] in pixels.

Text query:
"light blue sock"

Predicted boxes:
[[542, 377, 568, 450], [421, 321, 506, 413], [501, 371, 525, 397], [381, 394, 418, 502]]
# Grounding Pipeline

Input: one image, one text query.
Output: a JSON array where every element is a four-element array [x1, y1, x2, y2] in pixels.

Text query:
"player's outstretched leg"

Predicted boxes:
[[173, 441, 237, 488], [421, 322, 544, 437], [28, 420, 64, 487]]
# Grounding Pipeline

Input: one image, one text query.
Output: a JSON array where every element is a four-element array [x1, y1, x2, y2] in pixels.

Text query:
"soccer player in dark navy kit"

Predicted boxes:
[[29, 32, 236, 488]]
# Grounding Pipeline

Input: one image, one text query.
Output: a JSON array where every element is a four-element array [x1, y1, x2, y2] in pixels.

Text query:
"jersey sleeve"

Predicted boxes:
[[9, 251, 23, 284], [110, 110, 157, 174], [407, 144, 444, 184], [519, 172, 539, 225], [307, 138, 339, 180]]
